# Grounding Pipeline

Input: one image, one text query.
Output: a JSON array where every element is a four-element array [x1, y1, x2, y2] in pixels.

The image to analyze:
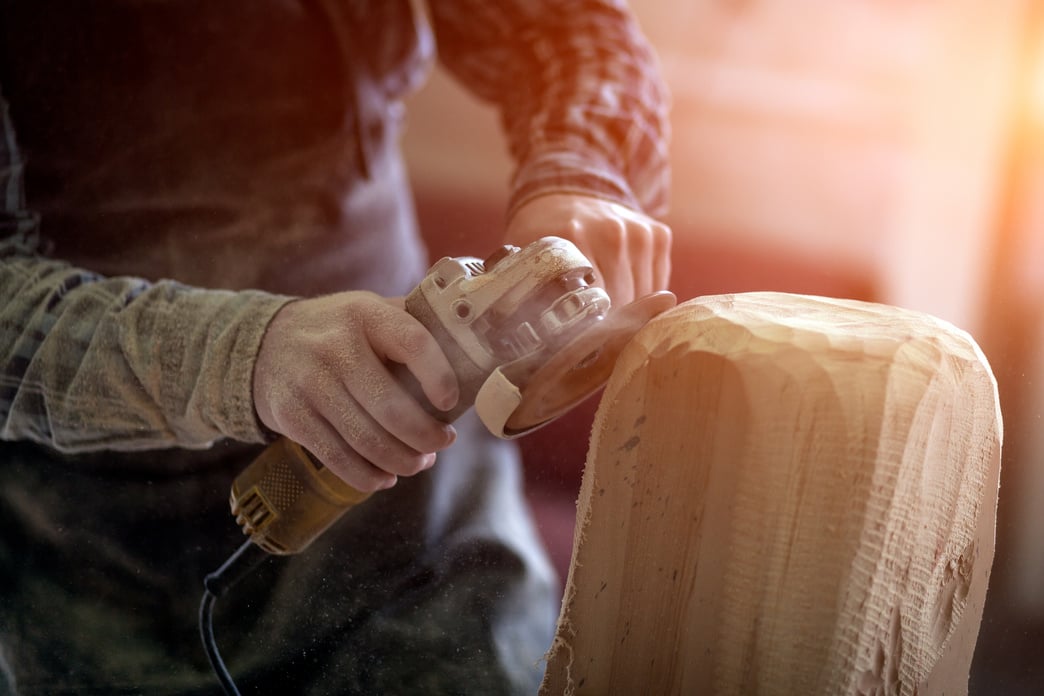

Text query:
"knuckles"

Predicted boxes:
[[393, 323, 432, 361], [319, 443, 394, 493], [396, 452, 436, 477]]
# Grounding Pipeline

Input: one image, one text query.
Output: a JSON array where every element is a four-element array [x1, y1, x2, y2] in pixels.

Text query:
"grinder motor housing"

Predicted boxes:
[[230, 237, 621, 555]]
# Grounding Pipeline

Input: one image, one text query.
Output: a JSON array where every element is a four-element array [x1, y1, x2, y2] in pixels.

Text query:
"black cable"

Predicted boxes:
[[199, 540, 271, 696], [199, 590, 239, 696]]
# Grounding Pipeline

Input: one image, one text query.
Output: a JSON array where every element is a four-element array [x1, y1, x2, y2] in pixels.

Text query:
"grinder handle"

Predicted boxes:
[[230, 285, 480, 555], [230, 437, 372, 555], [232, 367, 471, 555]]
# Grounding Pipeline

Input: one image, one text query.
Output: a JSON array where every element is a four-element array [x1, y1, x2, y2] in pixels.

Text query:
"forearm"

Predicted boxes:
[[0, 246, 292, 452], [429, 0, 671, 216]]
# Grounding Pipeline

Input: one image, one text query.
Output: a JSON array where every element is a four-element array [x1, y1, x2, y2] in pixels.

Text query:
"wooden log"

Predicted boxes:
[[540, 292, 1002, 696]]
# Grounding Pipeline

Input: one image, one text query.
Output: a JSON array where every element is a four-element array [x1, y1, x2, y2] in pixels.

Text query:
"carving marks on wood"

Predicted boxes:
[[540, 292, 1002, 696]]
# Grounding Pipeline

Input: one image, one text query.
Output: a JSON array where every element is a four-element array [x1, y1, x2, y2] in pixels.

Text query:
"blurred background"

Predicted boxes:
[[402, 1, 1044, 692]]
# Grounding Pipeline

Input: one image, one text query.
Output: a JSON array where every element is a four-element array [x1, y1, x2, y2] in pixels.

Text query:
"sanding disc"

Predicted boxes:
[[504, 291, 677, 434]]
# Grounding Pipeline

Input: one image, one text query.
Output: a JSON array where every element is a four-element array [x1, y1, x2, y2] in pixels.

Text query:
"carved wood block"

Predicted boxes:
[[540, 292, 1002, 695]]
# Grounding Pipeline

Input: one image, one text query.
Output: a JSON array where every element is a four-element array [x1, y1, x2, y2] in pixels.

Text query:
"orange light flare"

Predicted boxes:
[[1008, 35, 1044, 302], [1028, 39, 1044, 138]]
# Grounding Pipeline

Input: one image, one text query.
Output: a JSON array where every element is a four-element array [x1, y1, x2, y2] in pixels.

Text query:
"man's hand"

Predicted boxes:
[[504, 193, 672, 306], [252, 291, 459, 493]]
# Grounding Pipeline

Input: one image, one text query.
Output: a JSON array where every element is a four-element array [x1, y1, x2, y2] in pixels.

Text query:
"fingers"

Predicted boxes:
[[583, 208, 672, 306], [369, 301, 460, 413], [288, 404, 400, 492], [256, 360, 447, 492], [252, 291, 460, 493], [341, 339, 458, 456], [589, 219, 637, 305], [504, 193, 673, 308], [651, 219, 672, 292], [614, 204, 672, 301], [331, 302, 460, 488], [278, 398, 436, 493]]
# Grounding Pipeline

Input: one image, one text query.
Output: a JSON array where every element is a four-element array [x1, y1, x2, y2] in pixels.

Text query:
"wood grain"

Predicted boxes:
[[540, 292, 1002, 696]]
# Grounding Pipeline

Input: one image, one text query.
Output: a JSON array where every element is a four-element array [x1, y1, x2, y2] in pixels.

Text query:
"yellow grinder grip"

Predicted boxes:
[[230, 437, 371, 555]]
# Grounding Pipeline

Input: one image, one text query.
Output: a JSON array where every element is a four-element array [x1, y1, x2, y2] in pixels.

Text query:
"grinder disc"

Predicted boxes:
[[504, 290, 677, 434]]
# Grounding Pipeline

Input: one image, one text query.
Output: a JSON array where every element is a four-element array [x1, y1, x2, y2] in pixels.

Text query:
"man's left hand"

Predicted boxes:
[[504, 193, 672, 306]]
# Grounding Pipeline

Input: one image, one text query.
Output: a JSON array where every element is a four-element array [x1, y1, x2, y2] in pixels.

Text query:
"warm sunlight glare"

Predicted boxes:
[[1031, 40, 1044, 128]]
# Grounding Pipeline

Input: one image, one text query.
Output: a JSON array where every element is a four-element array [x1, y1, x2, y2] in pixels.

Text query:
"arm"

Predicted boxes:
[[0, 251, 290, 454], [0, 90, 291, 451], [428, 0, 672, 304], [1, 90, 457, 487]]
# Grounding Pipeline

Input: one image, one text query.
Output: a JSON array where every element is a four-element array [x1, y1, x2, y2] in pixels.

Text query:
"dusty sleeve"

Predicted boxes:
[[0, 250, 294, 452], [0, 89, 294, 453], [427, 0, 671, 217]]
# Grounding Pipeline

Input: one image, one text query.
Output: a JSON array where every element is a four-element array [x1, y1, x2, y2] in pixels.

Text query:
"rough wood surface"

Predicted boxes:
[[540, 292, 1002, 696]]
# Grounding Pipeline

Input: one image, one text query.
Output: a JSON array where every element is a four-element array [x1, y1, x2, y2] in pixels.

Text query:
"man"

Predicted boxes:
[[0, 1, 670, 693]]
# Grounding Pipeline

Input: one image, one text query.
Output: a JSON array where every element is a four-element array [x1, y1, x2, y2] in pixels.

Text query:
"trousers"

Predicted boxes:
[[0, 412, 558, 695]]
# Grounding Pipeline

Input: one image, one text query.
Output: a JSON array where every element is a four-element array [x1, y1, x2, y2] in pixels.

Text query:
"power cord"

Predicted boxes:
[[199, 540, 271, 696]]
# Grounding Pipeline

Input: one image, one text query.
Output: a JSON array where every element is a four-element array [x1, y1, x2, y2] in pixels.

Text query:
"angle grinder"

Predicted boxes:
[[200, 236, 675, 695], [229, 236, 676, 555]]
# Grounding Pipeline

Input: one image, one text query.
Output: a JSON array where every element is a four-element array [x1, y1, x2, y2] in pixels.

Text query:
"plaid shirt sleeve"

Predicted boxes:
[[0, 89, 290, 452], [427, 0, 671, 218]]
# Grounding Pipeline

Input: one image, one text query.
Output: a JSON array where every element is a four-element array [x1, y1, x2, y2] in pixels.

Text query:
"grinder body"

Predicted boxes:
[[229, 237, 628, 555]]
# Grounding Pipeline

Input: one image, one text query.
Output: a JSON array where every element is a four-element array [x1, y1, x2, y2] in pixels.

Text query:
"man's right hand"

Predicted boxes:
[[252, 291, 460, 492]]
